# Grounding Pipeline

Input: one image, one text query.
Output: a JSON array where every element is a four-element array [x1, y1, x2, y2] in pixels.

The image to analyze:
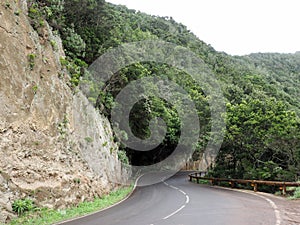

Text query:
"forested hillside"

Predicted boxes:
[[241, 53, 300, 112], [31, 0, 300, 181]]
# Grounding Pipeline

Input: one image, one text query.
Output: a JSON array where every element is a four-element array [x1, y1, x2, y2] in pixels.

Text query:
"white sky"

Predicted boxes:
[[107, 0, 300, 55]]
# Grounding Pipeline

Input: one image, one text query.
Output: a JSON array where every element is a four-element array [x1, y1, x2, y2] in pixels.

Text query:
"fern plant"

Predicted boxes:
[[12, 198, 35, 216]]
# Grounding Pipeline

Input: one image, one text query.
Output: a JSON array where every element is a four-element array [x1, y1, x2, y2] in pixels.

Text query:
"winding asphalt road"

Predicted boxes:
[[59, 172, 278, 225]]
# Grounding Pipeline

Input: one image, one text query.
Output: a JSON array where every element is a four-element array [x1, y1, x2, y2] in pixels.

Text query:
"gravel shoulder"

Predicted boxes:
[[207, 184, 300, 225], [230, 189, 300, 225], [265, 194, 300, 225]]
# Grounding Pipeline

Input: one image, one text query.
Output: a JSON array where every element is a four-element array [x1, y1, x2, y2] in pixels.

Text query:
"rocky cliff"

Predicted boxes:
[[0, 0, 127, 222]]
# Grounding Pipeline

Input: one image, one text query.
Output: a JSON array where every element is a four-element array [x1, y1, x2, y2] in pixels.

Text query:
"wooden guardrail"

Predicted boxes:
[[189, 172, 300, 195]]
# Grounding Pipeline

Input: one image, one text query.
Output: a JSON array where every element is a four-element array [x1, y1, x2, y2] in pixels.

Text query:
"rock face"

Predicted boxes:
[[0, 0, 127, 222]]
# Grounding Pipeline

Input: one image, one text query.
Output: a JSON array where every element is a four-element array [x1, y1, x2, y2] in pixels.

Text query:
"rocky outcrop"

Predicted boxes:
[[0, 0, 127, 222]]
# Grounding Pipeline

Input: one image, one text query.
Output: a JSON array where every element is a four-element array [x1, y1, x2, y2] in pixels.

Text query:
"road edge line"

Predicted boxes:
[[207, 185, 281, 225], [54, 174, 143, 225]]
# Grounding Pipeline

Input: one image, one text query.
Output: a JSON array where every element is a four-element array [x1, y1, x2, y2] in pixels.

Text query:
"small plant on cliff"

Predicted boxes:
[[118, 150, 129, 165], [58, 114, 69, 138], [73, 178, 81, 184], [4, 1, 11, 9], [84, 136, 93, 143], [14, 10, 20, 16], [32, 85, 38, 94], [28, 53, 36, 70], [50, 39, 58, 51], [12, 198, 35, 216], [28, 2, 45, 33], [60, 56, 87, 88]]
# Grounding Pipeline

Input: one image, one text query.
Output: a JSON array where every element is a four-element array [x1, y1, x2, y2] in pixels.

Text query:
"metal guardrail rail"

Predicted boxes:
[[189, 172, 300, 195]]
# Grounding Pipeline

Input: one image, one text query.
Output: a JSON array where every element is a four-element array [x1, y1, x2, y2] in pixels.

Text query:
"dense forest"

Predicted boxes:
[[29, 0, 300, 181]]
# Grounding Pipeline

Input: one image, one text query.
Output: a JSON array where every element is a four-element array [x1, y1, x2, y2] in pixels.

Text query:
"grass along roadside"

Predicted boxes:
[[7, 185, 133, 225], [288, 186, 300, 199]]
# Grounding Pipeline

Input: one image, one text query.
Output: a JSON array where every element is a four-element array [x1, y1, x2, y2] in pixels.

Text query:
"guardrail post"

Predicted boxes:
[[253, 183, 258, 192], [282, 185, 286, 196]]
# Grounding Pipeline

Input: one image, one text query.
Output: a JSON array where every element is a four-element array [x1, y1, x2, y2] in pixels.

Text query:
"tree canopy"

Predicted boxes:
[[30, 0, 300, 181]]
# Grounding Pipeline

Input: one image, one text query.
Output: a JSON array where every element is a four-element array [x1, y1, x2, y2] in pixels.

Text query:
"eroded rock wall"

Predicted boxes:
[[0, 0, 127, 222]]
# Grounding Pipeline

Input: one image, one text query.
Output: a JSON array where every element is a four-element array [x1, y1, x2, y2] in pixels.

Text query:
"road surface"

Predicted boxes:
[[59, 172, 278, 225]]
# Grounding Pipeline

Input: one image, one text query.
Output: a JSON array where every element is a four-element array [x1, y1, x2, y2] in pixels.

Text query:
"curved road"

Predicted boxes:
[[59, 172, 278, 225]]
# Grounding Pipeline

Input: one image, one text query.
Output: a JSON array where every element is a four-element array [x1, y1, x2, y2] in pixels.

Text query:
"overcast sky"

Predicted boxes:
[[107, 0, 300, 56]]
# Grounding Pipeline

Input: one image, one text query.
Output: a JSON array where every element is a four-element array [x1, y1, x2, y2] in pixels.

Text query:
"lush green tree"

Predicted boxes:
[[214, 98, 300, 181], [31, 0, 300, 181]]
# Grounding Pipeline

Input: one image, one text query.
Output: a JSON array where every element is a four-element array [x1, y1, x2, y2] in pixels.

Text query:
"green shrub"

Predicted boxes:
[[290, 187, 300, 199], [43, 0, 64, 19], [28, 3, 45, 32], [12, 198, 35, 216], [59, 56, 68, 66], [59, 57, 86, 88], [198, 179, 211, 185], [118, 150, 129, 165], [62, 27, 86, 58], [50, 39, 58, 51]]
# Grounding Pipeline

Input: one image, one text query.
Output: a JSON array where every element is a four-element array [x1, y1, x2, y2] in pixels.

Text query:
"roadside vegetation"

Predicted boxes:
[[7, 185, 133, 225], [288, 187, 300, 199]]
